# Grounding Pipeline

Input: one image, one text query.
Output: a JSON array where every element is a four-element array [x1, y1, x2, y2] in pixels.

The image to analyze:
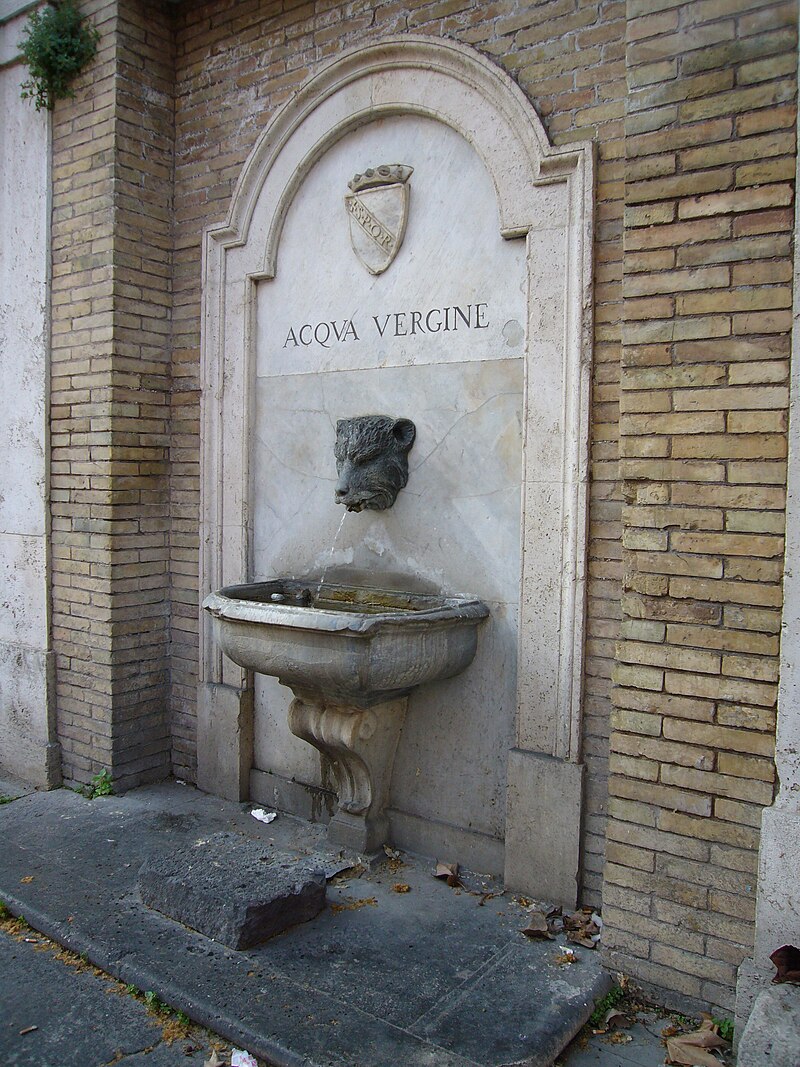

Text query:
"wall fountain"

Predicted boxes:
[[204, 416, 489, 856], [198, 37, 592, 902]]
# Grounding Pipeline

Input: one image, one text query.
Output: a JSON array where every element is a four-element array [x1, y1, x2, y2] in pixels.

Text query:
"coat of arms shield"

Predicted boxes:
[[344, 164, 413, 275]]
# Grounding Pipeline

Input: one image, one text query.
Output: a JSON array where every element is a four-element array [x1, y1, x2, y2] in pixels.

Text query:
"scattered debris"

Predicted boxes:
[[19, 1026, 38, 1035], [391, 883, 411, 893], [330, 896, 378, 914], [563, 908, 602, 949], [477, 891, 501, 906], [665, 1018, 728, 1066], [770, 944, 800, 984], [520, 904, 566, 940], [383, 846, 406, 873], [203, 1053, 225, 1067], [20, 875, 34, 884], [231, 1050, 258, 1067], [554, 946, 578, 966], [250, 809, 277, 825], [434, 861, 462, 887]]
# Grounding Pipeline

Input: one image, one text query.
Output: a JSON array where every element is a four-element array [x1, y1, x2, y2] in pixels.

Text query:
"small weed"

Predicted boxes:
[[713, 1017, 734, 1043], [125, 983, 139, 996], [589, 983, 625, 1027], [175, 1010, 190, 1026], [0, 794, 16, 805], [144, 990, 166, 1013], [0, 901, 9, 920], [83, 769, 113, 799]]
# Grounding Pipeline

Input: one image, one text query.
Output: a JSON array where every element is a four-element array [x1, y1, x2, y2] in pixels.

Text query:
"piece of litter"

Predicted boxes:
[[203, 1053, 225, 1067], [19, 1026, 38, 1036], [231, 1049, 258, 1067], [251, 809, 277, 824], [434, 861, 462, 887]]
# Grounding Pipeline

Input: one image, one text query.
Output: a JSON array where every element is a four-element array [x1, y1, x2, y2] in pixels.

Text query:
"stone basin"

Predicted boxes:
[[202, 579, 490, 707], [203, 578, 489, 854]]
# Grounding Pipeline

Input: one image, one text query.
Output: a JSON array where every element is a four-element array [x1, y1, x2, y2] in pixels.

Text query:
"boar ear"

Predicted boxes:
[[393, 418, 416, 452]]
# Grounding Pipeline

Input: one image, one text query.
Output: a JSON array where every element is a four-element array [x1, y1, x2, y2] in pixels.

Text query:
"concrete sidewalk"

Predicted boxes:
[[0, 780, 614, 1067]]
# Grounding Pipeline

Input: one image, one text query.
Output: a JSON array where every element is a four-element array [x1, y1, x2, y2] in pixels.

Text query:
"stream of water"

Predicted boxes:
[[315, 511, 348, 601]]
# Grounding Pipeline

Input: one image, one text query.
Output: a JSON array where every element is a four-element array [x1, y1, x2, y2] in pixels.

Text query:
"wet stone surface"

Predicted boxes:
[[138, 831, 326, 950]]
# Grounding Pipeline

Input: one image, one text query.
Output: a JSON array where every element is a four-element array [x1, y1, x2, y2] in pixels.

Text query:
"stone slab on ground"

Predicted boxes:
[[138, 831, 326, 949], [737, 983, 800, 1067], [0, 782, 612, 1067]]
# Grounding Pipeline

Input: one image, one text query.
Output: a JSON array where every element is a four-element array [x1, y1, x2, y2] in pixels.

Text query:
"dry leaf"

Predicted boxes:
[[434, 861, 462, 888], [770, 944, 800, 984], [521, 910, 555, 940], [203, 1054, 224, 1067], [20, 876, 34, 884], [665, 1020, 727, 1067], [392, 883, 411, 893], [603, 1008, 632, 1030]]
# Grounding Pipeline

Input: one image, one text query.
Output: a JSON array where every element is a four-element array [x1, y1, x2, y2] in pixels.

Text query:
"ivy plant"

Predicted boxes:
[[20, 0, 99, 112]]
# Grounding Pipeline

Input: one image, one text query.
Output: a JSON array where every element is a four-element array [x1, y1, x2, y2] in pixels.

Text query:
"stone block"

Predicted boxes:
[[138, 832, 326, 949], [737, 983, 800, 1067], [505, 750, 583, 907]]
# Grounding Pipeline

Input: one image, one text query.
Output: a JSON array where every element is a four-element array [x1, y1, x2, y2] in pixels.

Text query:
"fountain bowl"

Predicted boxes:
[[202, 579, 490, 707]]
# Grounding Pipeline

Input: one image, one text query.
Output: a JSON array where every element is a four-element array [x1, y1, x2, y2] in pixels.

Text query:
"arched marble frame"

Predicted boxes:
[[197, 36, 594, 902]]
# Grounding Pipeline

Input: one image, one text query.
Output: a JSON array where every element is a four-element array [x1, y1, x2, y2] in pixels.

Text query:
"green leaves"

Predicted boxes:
[[20, 1, 99, 112]]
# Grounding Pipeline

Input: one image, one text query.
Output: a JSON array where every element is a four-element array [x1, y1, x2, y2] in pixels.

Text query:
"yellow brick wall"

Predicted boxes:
[[603, 0, 797, 1012], [50, 0, 174, 790]]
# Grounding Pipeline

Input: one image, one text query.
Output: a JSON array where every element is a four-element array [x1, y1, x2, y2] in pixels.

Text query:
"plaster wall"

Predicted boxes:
[[0, 12, 55, 786]]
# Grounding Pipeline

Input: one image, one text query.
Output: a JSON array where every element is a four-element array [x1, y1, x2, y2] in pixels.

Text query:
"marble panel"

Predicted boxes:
[[0, 532, 48, 648], [256, 115, 526, 378], [252, 358, 522, 847], [0, 641, 52, 787], [0, 61, 48, 538]]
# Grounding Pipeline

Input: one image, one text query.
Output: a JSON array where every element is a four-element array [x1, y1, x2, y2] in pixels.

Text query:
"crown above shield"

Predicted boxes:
[[344, 163, 413, 276]]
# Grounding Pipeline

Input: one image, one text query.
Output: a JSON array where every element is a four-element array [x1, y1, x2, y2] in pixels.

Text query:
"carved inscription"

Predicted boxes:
[[283, 302, 489, 349], [346, 196, 395, 253]]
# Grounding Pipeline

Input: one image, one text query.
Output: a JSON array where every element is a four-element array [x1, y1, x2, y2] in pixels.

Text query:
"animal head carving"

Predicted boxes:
[[334, 415, 416, 512]]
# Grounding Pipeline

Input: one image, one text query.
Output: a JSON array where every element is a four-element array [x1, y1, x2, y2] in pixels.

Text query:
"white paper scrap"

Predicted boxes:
[[231, 1049, 258, 1067], [251, 808, 277, 824]]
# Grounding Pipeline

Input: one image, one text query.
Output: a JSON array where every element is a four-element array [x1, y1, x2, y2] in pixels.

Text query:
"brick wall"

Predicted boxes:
[[168, 0, 626, 908], [44, 0, 800, 1011], [603, 0, 797, 1012], [50, 0, 173, 790]]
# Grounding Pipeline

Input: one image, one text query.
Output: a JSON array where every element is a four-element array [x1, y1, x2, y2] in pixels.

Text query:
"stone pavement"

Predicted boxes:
[[0, 923, 228, 1066], [0, 779, 614, 1067]]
